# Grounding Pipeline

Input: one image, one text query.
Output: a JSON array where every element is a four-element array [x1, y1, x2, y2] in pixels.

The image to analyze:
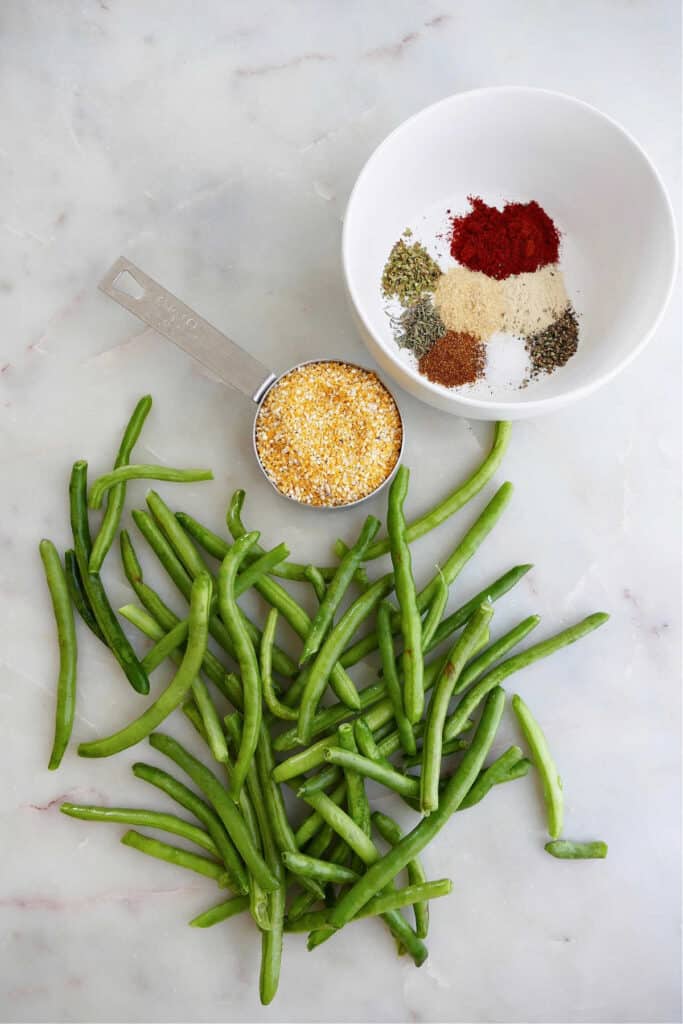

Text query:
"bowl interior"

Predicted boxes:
[[343, 88, 676, 410]]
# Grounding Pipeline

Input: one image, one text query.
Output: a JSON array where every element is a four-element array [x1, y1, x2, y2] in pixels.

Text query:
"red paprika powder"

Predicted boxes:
[[450, 197, 560, 280]]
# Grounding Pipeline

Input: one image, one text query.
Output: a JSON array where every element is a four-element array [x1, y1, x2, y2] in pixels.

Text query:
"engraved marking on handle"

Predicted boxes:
[[99, 257, 276, 403]]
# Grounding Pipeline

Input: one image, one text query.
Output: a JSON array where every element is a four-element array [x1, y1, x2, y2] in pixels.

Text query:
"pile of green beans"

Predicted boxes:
[[39, 401, 610, 1005]]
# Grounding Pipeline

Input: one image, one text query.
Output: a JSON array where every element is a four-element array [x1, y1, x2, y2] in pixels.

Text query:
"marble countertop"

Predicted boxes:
[[1, 2, 680, 1022]]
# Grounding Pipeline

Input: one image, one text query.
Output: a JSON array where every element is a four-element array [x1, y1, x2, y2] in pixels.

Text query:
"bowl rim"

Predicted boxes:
[[342, 85, 679, 415]]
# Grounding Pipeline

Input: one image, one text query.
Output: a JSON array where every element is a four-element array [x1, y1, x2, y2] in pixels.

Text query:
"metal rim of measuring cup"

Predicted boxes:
[[252, 358, 405, 511]]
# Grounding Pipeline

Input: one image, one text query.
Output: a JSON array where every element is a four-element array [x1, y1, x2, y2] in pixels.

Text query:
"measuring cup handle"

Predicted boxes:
[[98, 257, 276, 403]]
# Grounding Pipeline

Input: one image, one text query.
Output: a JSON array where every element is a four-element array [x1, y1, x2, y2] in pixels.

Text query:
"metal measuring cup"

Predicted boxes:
[[99, 257, 404, 509]]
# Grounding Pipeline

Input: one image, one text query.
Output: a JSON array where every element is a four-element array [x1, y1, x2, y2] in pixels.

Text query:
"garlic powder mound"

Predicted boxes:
[[433, 267, 506, 340], [501, 264, 569, 335]]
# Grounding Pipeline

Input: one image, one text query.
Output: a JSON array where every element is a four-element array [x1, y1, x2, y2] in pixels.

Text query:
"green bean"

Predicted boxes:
[[296, 766, 341, 798], [353, 719, 388, 763], [324, 747, 420, 801], [416, 482, 513, 613], [337, 723, 370, 836], [372, 812, 430, 938], [189, 895, 250, 927], [132, 761, 247, 892], [225, 490, 353, 583], [149, 731, 278, 892], [459, 746, 525, 809], [454, 616, 541, 694], [60, 802, 218, 855], [146, 489, 215, 580], [341, 560, 530, 669], [133, 508, 296, 679], [325, 687, 505, 930], [235, 543, 290, 597], [303, 821, 335, 860], [421, 574, 448, 651], [260, 610, 297, 721], [78, 575, 212, 759], [272, 736, 332, 783], [300, 515, 381, 665], [141, 619, 189, 672], [363, 421, 512, 561], [39, 540, 78, 770], [89, 395, 152, 571], [89, 465, 213, 510], [387, 466, 423, 722], [289, 880, 452, 933], [421, 603, 493, 814], [64, 549, 106, 644], [282, 851, 359, 885], [545, 840, 608, 859], [120, 829, 230, 886], [401, 738, 469, 770], [443, 613, 609, 744], [512, 694, 563, 839], [217, 534, 262, 800], [302, 791, 378, 864], [192, 675, 230, 765], [287, 888, 322, 922], [294, 780, 347, 847], [255, 759, 286, 1005], [70, 461, 150, 695], [305, 565, 327, 603], [377, 600, 415, 756], [297, 574, 393, 744]]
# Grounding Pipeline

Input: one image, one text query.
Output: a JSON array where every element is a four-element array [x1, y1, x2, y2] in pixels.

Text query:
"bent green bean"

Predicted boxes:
[[60, 802, 218, 855], [40, 540, 77, 770], [363, 421, 512, 560], [120, 829, 229, 886], [89, 464, 213, 509], [512, 694, 563, 839], [459, 746, 525, 810], [324, 747, 420, 801], [89, 395, 152, 571], [78, 574, 212, 758], [260, 610, 297, 721]]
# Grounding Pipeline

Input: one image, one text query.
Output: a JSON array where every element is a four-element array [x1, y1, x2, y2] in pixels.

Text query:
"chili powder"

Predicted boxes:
[[450, 197, 560, 280], [418, 331, 486, 388]]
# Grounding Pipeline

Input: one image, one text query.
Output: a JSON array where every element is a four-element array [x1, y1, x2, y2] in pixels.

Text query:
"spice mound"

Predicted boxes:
[[450, 196, 560, 279], [255, 362, 403, 508], [418, 331, 486, 388], [381, 238, 441, 305]]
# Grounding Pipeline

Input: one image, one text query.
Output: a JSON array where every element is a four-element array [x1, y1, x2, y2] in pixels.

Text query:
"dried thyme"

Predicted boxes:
[[382, 238, 441, 305], [392, 298, 445, 358]]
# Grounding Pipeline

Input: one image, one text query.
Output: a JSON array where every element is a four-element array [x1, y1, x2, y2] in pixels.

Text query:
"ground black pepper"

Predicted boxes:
[[525, 306, 579, 378]]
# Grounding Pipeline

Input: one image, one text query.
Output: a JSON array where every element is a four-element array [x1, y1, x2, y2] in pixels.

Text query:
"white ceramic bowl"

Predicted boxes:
[[342, 87, 677, 419]]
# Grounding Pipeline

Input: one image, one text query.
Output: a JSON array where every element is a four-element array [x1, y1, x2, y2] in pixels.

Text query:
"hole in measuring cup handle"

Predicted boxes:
[[112, 270, 145, 301]]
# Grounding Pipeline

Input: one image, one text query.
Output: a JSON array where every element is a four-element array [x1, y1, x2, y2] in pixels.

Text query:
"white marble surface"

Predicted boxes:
[[1, 2, 680, 1021]]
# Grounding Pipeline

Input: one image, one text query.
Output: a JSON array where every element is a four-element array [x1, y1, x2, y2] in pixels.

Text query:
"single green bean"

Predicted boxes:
[[545, 840, 608, 859], [297, 574, 393, 743], [132, 761, 247, 892], [142, 619, 189, 672], [377, 600, 415, 756], [512, 694, 563, 839], [364, 421, 512, 560], [235, 543, 290, 597], [255, 759, 286, 1005], [372, 811, 430, 938], [89, 395, 152, 571], [324, 747, 420, 801], [149, 732, 277, 892], [260, 610, 297, 721], [421, 603, 493, 814], [294, 780, 347, 848], [443, 613, 609, 744], [454, 615, 541, 694], [217, 534, 262, 801], [296, 766, 341, 798], [341, 560, 530, 669], [89, 465, 213, 510], [300, 515, 381, 665], [70, 461, 149, 695], [60, 802, 218, 855], [192, 675, 229, 764], [147, 489, 215, 580], [421, 574, 448, 651], [402, 738, 469, 770], [121, 829, 229, 886], [353, 718, 388, 763], [288, 880, 452, 932], [459, 746, 524, 809], [40, 540, 78, 770], [64, 549, 106, 644], [387, 466, 423, 722], [337, 723, 370, 836], [301, 791, 378, 864], [78, 574, 212, 758], [305, 565, 327, 603], [303, 821, 335, 861], [325, 687, 506, 930], [282, 851, 359, 885], [189, 895, 250, 927]]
